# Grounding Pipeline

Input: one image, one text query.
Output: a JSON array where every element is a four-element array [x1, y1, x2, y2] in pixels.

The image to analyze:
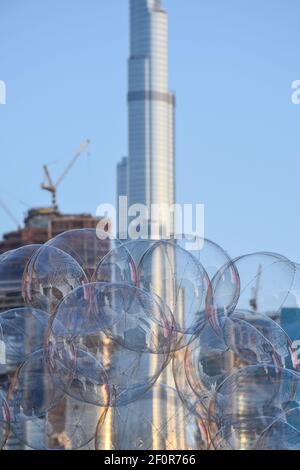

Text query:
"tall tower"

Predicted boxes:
[[112, 0, 181, 451], [116, 157, 128, 239], [117, 0, 175, 235]]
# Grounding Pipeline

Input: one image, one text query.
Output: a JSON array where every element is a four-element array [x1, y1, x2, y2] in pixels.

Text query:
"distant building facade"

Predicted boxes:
[[0, 207, 103, 254]]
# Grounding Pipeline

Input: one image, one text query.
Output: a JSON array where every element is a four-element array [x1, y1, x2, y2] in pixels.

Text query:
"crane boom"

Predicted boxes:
[[41, 139, 90, 208], [0, 200, 20, 228], [55, 139, 90, 188], [43, 165, 55, 189]]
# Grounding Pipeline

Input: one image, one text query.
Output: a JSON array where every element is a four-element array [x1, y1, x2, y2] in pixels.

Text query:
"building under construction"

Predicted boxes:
[[0, 206, 105, 254], [0, 138, 104, 254]]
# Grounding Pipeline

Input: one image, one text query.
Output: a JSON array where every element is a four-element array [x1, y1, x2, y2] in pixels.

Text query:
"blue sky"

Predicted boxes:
[[0, 0, 299, 261]]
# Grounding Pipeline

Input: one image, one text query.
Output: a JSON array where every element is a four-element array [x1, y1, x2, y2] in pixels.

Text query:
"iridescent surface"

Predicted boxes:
[[0, 229, 299, 450]]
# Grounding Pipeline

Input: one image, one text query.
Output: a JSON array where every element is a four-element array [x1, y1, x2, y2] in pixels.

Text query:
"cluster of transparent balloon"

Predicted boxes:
[[1, 228, 300, 450]]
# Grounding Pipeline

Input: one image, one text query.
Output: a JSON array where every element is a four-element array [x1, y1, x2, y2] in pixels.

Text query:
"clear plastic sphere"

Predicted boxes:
[[0, 245, 41, 311], [282, 263, 300, 306], [209, 260, 240, 331], [11, 395, 102, 450], [170, 235, 240, 332], [47, 287, 170, 407], [207, 364, 300, 441], [22, 245, 88, 314], [279, 263, 300, 348], [50, 282, 174, 355], [226, 310, 297, 369], [46, 228, 119, 280], [54, 336, 168, 408], [120, 239, 155, 268], [0, 230, 297, 450], [7, 349, 67, 423], [230, 253, 294, 316], [211, 416, 276, 450], [255, 407, 300, 450], [184, 323, 234, 402], [209, 252, 296, 335], [172, 234, 234, 281], [49, 344, 109, 408], [93, 245, 137, 285], [138, 240, 211, 338], [0, 307, 50, 377], [172, 346, 210, 445], [95, 384, 206, 450]]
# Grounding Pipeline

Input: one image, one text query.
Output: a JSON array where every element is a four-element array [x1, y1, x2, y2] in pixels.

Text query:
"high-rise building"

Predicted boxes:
[[110, 0, 182, 450], [116, 157, 128, 239], [117, 0, 175, 235]]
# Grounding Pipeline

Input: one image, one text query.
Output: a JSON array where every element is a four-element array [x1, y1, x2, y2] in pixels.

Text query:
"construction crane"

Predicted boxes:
[[0, 200, 20, 229], [249, 264, 262, 312], [41, 139, 90, 208]]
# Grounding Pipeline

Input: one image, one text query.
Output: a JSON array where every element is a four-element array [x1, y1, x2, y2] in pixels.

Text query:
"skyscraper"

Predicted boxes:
[[117, 0, 175, 234], [110, 0, 183, 451], [116, 157, 128, 239], [124, 3, 177, 445]]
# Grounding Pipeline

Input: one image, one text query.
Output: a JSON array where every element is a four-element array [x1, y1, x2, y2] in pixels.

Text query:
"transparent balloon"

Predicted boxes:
[[172, 347, 210, 448], [95, 384, 207, 450], [138, 240, 211, 340], [47, 286, 170, 406], [0, 229, 298, 450], [46, 228, 119, 281], [172, 234, 233, 281], [226, 310, 297, 369], [211, 416, 276, 450], [49, 282, 174, 354], [0, 307, 50, 377], [7, 349, 67, 423], [207, 364, 300, 444], [22, 245, 88, 314], [184, 323, 234, 404], [0, 245, 41, 311], [11, 395, 103, 450], [255, 407, 300, 450], [93, 242, 138, 285]]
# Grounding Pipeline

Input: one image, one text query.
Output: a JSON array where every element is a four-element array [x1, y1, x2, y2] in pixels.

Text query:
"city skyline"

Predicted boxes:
[[0, 1, 300, 452], [0, 0, 299, 262]]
